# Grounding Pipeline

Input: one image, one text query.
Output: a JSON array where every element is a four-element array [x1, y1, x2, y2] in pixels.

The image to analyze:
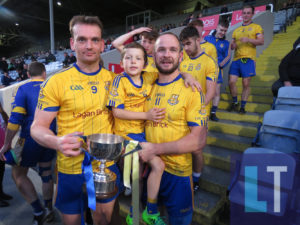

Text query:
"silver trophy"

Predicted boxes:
[[86, 134, 124, 199]]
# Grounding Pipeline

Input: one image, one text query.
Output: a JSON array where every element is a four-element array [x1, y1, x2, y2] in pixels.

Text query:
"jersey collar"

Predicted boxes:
[[190, 52, 205, 60], [74, 63, 102, 76], [156, 74, 182, 86], [242, 21, 253, 26], [30, 78, 44, 82], [123, 72, 143, 88]]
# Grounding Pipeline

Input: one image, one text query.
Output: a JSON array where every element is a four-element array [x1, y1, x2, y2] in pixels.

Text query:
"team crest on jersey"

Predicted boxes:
[[188, 64, 193, 71], [195, 63, 201, 71], [220, 43, 224, 48], [104, 81, 110, 91], [70, 85, 84, 91], [151, 63, 156, 68], [198, 106, 207, 115], [168, 94, 179, 106], [110, 86, 119, 97], [248, 27, 253, 31], [140, 90, 148, 97]]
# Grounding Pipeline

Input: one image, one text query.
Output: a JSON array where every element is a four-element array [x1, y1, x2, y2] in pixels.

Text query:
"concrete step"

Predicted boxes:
[[119, 188, 225, 225], [199, 166, 231, 195], [207, 131, 252, 152], [203, 145, 242, 171], [225, 86, 273, 96], [252, 74, 277, 82], [218, 100, 271, 113], [220, 93, 273, 104], [208, 119, 257, 138], [213, 109, 263, 123]]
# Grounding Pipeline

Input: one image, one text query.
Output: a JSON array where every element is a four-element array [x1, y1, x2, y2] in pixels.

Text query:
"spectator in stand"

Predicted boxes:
[[8, 59, 16, 71], [68, 53, 76, 64], [124, 25, 135, 45], [271, 36, 300, 97], [17, 64, 29, 81], [197, 13, 203, 19], [45, 52, 56, 64], [62, 52, 70, 67], [1, 71, 16, 87], [0, 57, 8, 73], [221, 4, 229, 13]]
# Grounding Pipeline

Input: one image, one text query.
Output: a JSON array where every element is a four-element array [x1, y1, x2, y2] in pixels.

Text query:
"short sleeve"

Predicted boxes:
[[206, 57, 218, 82], [107, 76, 126, 109], [186, 90, 208, 127], [9, 86, 26, 125], [37, 76, 61, 112], [256, 25, 264, 36]]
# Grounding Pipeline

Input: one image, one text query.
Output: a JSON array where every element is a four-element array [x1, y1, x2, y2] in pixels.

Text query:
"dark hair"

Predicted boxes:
[[28, 62, 46, 77], [218, 20, 229, 28], [140, 29, 159, 41], [121, 42, 148, 66], [69, 15, 103, 37], [179, 26, 199, 42], [188, 19, 204, 28], [243, 5, 255, 13]]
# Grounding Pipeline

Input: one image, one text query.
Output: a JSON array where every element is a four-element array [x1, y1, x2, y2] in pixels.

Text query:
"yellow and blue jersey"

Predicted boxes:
[[232, 23, 263, 61], [143, 55, 158, 72], [183, 41, 217, 62], [37, 64, 115, 174], [107, 72, 157, 139], [205, 33, 231, 68], [8, 79, 56, 138], [145, 74, 207, 176]]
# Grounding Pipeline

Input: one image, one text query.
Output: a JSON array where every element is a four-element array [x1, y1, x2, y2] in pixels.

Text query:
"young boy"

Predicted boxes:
[[107, 42, 166, 225]]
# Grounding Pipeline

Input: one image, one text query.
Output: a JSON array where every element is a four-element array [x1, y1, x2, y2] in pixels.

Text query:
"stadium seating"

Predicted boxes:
[[254, 110, 300, 154], [274, 86, 300, 112]]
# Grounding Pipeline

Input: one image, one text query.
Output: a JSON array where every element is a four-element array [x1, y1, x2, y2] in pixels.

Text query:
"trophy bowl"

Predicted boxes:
[[86, 134, 124, 199]]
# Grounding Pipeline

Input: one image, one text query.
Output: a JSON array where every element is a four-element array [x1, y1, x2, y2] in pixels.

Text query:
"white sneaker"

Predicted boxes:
[[44, 207, 55, 222]]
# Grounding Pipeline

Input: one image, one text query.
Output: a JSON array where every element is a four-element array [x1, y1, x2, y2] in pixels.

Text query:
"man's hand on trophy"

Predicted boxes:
[[138, 142, 156, 162], [57, 131, 84, 157]]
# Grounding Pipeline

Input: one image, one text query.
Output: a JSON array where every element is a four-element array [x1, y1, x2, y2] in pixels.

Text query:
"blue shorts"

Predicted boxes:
[[144, 171, 193, 224], [229, 58, 256, 78], [20, 136, 56, 167], [217, 69, 223, 84], [55, 164, 122, 214], [126, 132, 147, 142]]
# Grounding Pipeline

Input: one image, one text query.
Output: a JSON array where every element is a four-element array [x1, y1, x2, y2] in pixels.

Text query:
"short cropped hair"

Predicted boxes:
[[28, 62, 46, 77], [156, 32, 182, 51], [179, 26, 199, 42], [140, 29, 159, 41], [218, 20, 229, 28], [121, 42, 148, 66], [243, 5, 255, 13], [69, 15, 103, 37], [188, 19, 204, 28]]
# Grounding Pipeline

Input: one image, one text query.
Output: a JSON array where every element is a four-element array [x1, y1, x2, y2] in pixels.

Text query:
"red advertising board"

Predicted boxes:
[[108, 63, 123, 74], [200, 15, 220, 30], [231, 5, 266, 26]]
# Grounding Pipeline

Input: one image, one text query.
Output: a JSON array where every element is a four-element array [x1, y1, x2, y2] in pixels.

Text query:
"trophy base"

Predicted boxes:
[[95, 186, 118, 199]]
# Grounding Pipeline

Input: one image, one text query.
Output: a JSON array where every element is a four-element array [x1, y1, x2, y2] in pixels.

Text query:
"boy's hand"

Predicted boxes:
[[182, 72, 202, 92], [146, 108, 166, 122], [134, 27, 152, 35]]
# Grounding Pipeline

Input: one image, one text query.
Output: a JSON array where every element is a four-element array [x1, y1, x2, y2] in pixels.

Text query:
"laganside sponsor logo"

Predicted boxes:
[[73, 109, 109, 119], [145, 121, 168, 128], [70, 85, 84, 91]]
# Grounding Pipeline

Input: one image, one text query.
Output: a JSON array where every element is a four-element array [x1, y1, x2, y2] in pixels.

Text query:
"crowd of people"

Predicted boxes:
[[1, 3, 291, 225]]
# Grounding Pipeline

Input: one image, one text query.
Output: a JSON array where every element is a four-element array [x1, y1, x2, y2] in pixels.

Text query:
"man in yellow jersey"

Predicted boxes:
[[31, 16, 120, 225], [112, 27, 159, 72], [228, 5, 264, 114], [182, 19, 218, 62], [139, 33, 207, 225], [179, 26, 218, 191]]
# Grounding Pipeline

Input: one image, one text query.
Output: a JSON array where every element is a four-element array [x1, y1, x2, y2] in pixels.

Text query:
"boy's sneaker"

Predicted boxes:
[[210, 113, 219, 122], [32, 211, 45, 225], [239, 107, 246, 114], [142, 208, 166, 225], [228, 102, 239, 112], [45, 207, 55, 222], [126, 214, 133, 225]]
